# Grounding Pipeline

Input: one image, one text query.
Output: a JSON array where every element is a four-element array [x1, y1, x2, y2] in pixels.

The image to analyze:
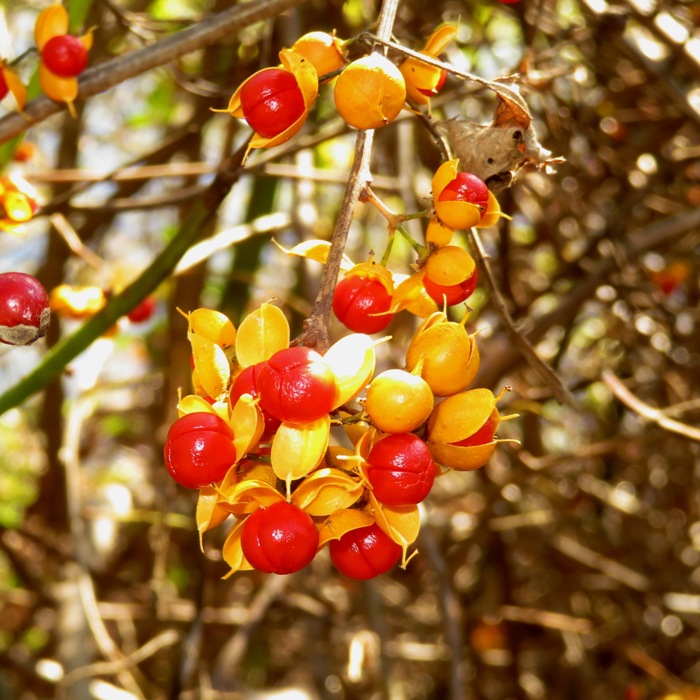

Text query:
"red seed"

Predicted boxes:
[[332, 275, 394, 334], [42, 35, 88, 77], [0, 272, 50, 346]]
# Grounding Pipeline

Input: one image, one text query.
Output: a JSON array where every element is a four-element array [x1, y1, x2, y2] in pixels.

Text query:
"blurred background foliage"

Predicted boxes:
[[0, 0, 699, 698]]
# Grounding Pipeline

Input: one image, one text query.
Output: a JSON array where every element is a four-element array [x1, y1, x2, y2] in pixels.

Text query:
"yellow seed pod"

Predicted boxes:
[[189, 334, 231, 400], [427, 440, 497, 472], [475, 190, 511, 229], [405, 314, 480, 397], [234, 302, 290, 368], [290, 31, 345, 78], [324, 333, 376, 408], [424, 246, 476, 286], [187, 308, 236, 348], [427, 388, 497, 444], [370, 493, 420, 567], [334, 53, 406, 130], [196, 486, 230, 550], [290, 467, 364, 517], [365, 369, 434, 434], [318, 508, 375, 547], [271, 415, 330, 493], [425, 217, 454, 248], [222, 519, 254, 576]]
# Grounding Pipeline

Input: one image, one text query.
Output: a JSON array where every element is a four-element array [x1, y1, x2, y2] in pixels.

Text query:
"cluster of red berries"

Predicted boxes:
[[163, 295, 511, 579]]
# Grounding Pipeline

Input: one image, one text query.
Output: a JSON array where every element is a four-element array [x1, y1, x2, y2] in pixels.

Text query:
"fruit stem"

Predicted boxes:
[[8, 48, 37, 68]]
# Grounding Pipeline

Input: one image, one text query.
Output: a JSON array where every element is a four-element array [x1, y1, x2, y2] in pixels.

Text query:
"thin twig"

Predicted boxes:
[[467, 226, 576, 407], [602, 369, 700, 443], [49, 214, 105, 271]]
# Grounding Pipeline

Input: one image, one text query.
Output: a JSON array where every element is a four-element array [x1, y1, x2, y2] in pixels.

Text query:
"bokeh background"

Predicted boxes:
[[0, 0, 699, 698]]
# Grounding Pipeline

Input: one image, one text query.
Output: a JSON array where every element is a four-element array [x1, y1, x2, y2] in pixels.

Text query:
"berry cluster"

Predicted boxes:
[[164, 296, 512, 579], [219, 24, 459, 161], [0, 4, 92, 116]]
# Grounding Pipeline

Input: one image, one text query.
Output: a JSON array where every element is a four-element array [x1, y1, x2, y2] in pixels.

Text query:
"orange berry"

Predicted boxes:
[[365, 369, 434, 434], [290, 31, 345, 78], [334, 54, 406, 130]]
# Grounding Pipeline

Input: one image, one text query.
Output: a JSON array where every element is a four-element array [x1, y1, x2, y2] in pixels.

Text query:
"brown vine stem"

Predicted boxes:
[[297, 0, 401, 352], [601, 369, 700, 443], [466, 226, 576, 408], [0, 0, 311, 146]]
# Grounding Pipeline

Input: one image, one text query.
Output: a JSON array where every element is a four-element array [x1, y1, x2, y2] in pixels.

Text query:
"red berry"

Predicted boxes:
[[41, 35, 88, 78], [438, 172, 489, 211], [126, 296, 156, 323], [257, 346, 336, 424], [0, 71, 8, 101], [240, 68, 305, 139], [329, 523, 402, 580], [241, 501, 319, 574], [366, 433, 436, 506], [332, 275, 394, 333], [0, 272, 50, 346], [452, 416, 496, 447], [229, 362, 282, 437], [163, 412, 236, 489], [423, 268, 478, 306]]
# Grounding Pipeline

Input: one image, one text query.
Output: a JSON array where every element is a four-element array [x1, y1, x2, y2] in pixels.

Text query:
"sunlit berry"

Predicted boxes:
[[366, 433, 435, 506], [365, 369, 434, 434], [257, 346, 336, 424], [405, 313, 480, 396], [164, 412, 236, 489], [240, 68, 305, 139], [42, 35, 88, 77], [0, 272, 50, 346], [332, 274, 393, 334], [126, 296, 157, 323], [334, 53, 406, 130], [229, 362, 282, 437], [290, 31, 345, 78], [241, 501, 318, 574], [438, 172, 489, 209], [329, 523, 402, 579], [423, 268, 478, 306], [433, 160, 490, 230]]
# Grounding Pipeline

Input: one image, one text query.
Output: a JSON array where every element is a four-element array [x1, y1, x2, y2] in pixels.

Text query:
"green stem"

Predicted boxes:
[[396, 224, 429, 259], [378, 228, 396, 267], [0, 147, 248, 417]]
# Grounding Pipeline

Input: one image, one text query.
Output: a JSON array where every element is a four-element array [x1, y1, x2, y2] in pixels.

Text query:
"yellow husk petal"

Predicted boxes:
[[370, 494, 420, 565], [3, 67, 27, 110], [390, 272, 437, 317], [475, 190, 511, 229], [271, 415, 330, 491], [220, 479, 285, 516], [187, 308, 236, 348], [344, 261, 394, 294], [324, 333, 376, 408], [35, 3, 68, 50], [222, 519, 253, 577], [196, 486, 230, 550], [39, 64, 78, 112], [189, 333, 231, 400], [435, 199, 482, 230], [424, 246, 476, 286], [291, 467, 364, 517], [276, 238, 331, 264], [427, 388, 497, 443], [79, 29, 94, 52], [230, 394, 265, 460], [423, 23, 458, 56], [176, 394, 218, 418], [401, 58, 441, 105], [427, 440, 496, 471], [235, 302, 289, 368], [432, 159, 459, 201], [318, 508, 375, 547]]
